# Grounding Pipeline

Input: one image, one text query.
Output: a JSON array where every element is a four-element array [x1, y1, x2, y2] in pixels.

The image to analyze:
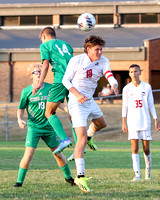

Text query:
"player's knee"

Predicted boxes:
[[45, 110, 56, 119], [99, 121, 107, 130], [144, 148, 150, 155]]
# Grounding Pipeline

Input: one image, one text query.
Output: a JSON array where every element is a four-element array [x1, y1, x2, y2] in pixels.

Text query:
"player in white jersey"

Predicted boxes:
[[122, 64, 160, 182], [62, 35, 118, 193]]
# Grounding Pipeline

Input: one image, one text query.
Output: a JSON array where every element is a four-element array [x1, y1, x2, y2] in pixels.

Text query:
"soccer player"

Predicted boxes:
[[32, 27, 73, 154], [122, 64, 160, 182], [62, 35, 118, 193], [14, 63, 75, 187]]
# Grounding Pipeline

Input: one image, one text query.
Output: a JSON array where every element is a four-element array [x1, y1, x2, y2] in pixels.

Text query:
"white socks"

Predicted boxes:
[[75, 158, 85, 176], [144, 153, 152, 172], [87, 124, 97, 137], [132, 153, 152, 177], [132, 154, 141, 177]]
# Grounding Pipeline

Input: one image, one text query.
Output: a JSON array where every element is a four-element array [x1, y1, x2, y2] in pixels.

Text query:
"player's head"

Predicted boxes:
[[27, 63, 42, 80], [84, 35, 105, 62], [40, 26, 56, 43], [129, 64, 141, 81], [129, 64, 140, 71]]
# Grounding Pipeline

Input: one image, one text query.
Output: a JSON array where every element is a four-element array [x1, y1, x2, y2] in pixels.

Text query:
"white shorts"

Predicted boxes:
[[128, 130, 152, 140], [68, 98, 103, 128]]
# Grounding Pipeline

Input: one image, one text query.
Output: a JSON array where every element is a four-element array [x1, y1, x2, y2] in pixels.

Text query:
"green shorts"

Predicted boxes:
[[47, 83, 68, 103], [25, 126, 60, 148]]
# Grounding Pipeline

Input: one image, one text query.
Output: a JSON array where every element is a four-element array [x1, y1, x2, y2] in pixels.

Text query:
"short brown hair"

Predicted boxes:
[[40, 26, 56, 38], [129, 64, 140, 71], [84, 35, 105, 53]]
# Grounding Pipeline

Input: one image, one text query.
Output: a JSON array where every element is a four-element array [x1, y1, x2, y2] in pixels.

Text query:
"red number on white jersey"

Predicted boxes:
[[135, 100, 143, 108], [86, 69, 92, 78]]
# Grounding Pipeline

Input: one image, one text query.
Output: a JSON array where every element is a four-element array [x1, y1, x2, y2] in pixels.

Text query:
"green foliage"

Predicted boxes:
[[0, 141, 160, 199]]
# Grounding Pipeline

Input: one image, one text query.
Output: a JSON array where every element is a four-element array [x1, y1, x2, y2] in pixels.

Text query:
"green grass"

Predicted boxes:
[[1, 141, 160, 199]]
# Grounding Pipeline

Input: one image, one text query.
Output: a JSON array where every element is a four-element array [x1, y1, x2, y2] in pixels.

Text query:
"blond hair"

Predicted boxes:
[[27, 63, 42, 77]]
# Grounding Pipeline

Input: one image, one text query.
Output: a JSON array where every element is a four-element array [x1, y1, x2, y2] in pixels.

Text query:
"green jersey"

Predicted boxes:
[[40, 39, 73, 83], [18, 82, 52, 129]]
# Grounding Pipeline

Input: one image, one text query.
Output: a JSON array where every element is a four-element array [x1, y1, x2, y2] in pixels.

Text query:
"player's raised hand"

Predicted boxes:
[[112, 84, 119, 96]]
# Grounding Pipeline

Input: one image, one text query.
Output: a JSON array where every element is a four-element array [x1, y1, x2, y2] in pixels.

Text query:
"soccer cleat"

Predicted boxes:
[[145, 171, 152, 181], [74, 177, 91, 193], [67, 149, 86, 162], [65, 177, 76, 186], [13, 183, 22, 187], [131, 176, 142, 182], [87, 137, 97, 151], [67, 152, 74, 162], [53, 137, 72, 154]]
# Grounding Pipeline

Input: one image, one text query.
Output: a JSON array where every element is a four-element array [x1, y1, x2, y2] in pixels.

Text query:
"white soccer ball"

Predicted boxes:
[[77, 13, 96, 31]]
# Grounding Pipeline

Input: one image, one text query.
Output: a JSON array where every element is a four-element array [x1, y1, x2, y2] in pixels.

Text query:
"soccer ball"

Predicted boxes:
[[77, 13, 96, 31]]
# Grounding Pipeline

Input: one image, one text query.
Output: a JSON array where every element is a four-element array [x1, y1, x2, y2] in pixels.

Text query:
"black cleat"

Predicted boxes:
[[13, 183, 22, 187], [65, 177, 76, 186]]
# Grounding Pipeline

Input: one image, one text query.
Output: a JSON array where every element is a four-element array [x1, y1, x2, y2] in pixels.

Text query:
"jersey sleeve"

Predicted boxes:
[[40, 43, 50, 63], [103, 59, 118, 87], [18, 89, 28, 109], [148, 84, 157, 119], [122, 87, 128, 117], [62, 57, 76, 90]]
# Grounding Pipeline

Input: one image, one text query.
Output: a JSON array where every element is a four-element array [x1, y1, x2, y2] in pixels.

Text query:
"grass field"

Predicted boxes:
[[1, 141, 160, 200]]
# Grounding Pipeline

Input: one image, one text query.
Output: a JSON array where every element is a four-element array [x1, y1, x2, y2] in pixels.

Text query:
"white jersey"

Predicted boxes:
[[122, 81, 157, 131], [62, 53, 118, 101]]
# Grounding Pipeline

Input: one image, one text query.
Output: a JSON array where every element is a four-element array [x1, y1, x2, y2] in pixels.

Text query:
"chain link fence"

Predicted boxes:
[[0, 90, 160, 141]]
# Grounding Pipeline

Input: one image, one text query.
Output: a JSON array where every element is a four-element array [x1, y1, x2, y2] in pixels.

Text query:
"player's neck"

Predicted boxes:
[[132, 79, 141, 87]]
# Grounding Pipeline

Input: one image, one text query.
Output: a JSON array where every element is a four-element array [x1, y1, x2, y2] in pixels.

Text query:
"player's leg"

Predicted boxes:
[[50, 147, 75, 186], [131, 139, 142, 181], [74, 127, 91, 193], [46, 101, 72, 154], [87, 115, 107, 150], [14, 127, 39, 187], [142, 139, 152, 180], [14, 147, 35, 187], [87, 100, 107, 150], [43, 128, 74, 186]]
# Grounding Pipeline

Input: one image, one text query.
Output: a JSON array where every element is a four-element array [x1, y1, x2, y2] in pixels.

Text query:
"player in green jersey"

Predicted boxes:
[[32, 27, 97, 155], [32, 27, 74, 154], [14, 63, 75, 187]]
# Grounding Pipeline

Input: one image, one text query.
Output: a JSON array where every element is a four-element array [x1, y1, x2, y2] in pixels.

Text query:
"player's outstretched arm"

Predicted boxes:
[[122, 117, 128, 133], [17, 109, 27, 129]]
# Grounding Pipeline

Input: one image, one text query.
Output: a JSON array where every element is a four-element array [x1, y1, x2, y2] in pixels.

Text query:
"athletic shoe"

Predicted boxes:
[[65, 177, 76, 186], [67, 152, 75, 162], [74, 177, 91, 193], [53, 137, 72, 154], [13, 183, 22, 187], [67, 149, 86, 162], [131, 176, 142, 182], [87, 138, 97, 151], [145, 171, 152, 181]]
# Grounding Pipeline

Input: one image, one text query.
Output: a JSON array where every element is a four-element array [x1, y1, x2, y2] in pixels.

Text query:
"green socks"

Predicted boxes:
[[17, 167, 28, 184], [48, 115, 67, 141], [60, 163, 71, 179]]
